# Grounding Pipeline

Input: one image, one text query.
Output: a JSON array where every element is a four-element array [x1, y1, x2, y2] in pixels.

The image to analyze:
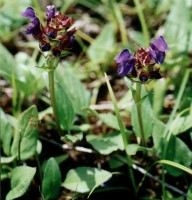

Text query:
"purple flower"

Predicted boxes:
[[46, 5, 56, 20], [114, 49, 136, 76], [149, 36, 169, 64], [21, 7, 41, 35]]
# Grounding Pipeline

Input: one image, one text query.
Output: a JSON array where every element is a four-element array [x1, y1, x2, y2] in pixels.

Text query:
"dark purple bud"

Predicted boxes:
[[149, 36, 169, 64], [69, 35, 75, 46], [40, 43, 51, 51], [114, 49, 136, 76], [47, 31, 56, 38], [21, 7, 36, 19], [53, 49, 61, 57], [46, 5, 56, 20], [139, 73, 149, 82]]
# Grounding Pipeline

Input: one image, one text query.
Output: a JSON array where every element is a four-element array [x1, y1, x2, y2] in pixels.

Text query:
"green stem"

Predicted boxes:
[[133, 0, 150, 47], [48, 70, 62, 135], [135, 83, 146, 146], [105, 73, 137, 194]]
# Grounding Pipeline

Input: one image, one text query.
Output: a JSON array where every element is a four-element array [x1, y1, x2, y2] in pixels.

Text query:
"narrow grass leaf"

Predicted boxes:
[[157, 160, 192, 175]]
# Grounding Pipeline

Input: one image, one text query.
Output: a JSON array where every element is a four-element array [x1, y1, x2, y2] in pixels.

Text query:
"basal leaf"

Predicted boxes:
[[170, 114, 192, 135], [126, 144, 150, 156], [62, 167, 112, 193], [42, 158, 61, 200], [11, 105, 39, 160], [99, 113, 120, 130], [86, 132, 124, 155], [6, 166, 36, 200], [152, 119, 192, 176]]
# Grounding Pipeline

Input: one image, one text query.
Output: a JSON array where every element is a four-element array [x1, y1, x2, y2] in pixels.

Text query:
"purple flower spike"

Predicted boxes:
[[21, 7, 36, 19], [46, 5, 56, 20], [114, 49, 136, 76], [25, 17, 40, 35], [149, 36, 169, 64], [21, 7, 41, 35]]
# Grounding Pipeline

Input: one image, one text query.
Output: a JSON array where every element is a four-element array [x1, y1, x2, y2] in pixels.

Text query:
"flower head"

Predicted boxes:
[[114, 36, 169, 83], [21, 7, 41, 35], [114, 49, 136, 76], [22, 5, 77, 57]]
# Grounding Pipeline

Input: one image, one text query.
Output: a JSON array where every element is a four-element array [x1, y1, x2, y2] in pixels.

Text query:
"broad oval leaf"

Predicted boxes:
[[126, 144, 150, 156], [11, 105, 39, 160], [42, 157, 61, 200], [6, 166, 36, 200], [87, 23, 115, 63], [55, 64, 90, 117], [55, 83, 75, 132], [62, 167, 112, 193], [99, 113, 120, 130], [86, 132, 124, 155]]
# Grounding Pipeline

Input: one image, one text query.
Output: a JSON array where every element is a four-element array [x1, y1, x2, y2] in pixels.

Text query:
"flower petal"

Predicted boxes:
[[115, 49, 136, 76], [150, 36, 169, 52], [46, 5, 56, 20], [21, 7, 36, 19]]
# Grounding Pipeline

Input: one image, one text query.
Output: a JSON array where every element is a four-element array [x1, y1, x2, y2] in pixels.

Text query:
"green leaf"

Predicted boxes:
[[170, 114, 192, 135], [11, 105, 39, 160], [6, 166, 36, 200], [62, 132, 83, 143], [152, 79, 166, 117], [0, 44, 45, 96], [126, 144, 150, 156], [99, 113, 120, 130], [62, 167, 112, 193], [152, 119, 165, 155], [187, 184, 192, 200], [42, 158, 61, 200], [152, 119, 192, 176], [132, 86, 154, 140], [55, 63, 90, 117], [0, 108, 13, 156], [86, 132, 124, 155], [164, 0, 192, 52], [55, 83, 75, 132], [165, 135, 192, 176], [1, 156, 15, 164], [87, 23, 115, 63]]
